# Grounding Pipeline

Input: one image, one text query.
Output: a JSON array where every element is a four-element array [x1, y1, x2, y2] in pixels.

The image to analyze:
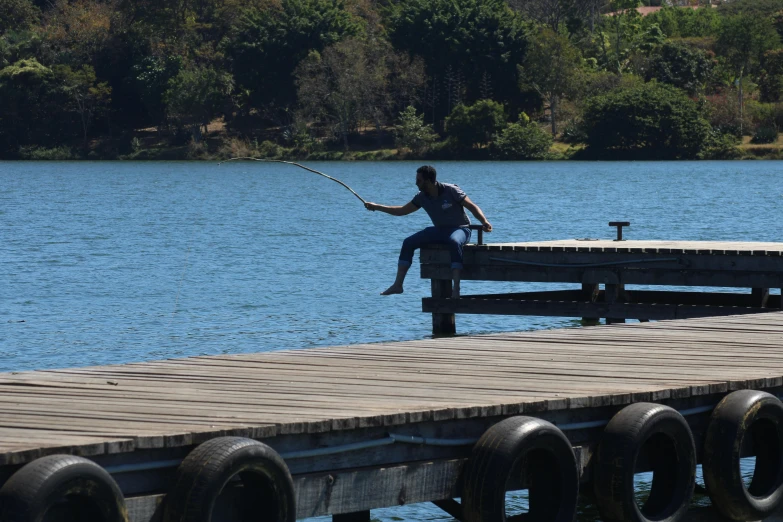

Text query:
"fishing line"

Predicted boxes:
[[218, 157, 367, 205]]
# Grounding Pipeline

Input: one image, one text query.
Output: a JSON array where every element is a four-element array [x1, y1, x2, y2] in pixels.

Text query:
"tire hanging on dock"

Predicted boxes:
[[0, 454, 128, 522], [703, 390, 783, 521], [593, 402, 696, 522], [162, 436, 296, 522], [461, 416, 579, 522]]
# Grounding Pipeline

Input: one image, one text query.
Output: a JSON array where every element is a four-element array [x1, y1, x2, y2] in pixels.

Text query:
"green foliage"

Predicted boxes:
[[697, 130, 741, 160], [394, 105, 438, 154], [582, 82, 711, 159], [54, 64, 112, 146], [520, 27, 583, 135], [560, 119, 587, 144], [591, 8, 663, 73], [0, 58, 57, 151], [717, 14, 781, 79], [752, 125, 779, 144], [384, 0, 527, 110], [0, 0, 39, 34], [130, 55, 182, 128], [445, 99, 506, 149], [642, 6, 721, 39], [224, 0, 364, 112], [18, 145, 76, 159], [718, 0, 783, 18], [492, 113, 553, 159], [647, 41, 714, 95], [164, 66, 232, 133]]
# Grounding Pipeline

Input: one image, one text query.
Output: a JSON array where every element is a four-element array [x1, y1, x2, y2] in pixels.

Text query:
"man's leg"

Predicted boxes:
[[381, 264, 409, 295], [382, 228, 438, 295], [447, 227, 471, 299]]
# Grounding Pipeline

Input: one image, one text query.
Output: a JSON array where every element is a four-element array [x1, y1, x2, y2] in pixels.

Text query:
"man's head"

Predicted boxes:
[[415, 165, 437, 191]]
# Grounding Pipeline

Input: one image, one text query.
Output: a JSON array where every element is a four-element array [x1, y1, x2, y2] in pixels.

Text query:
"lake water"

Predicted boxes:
[[1, 160, 779, 520]]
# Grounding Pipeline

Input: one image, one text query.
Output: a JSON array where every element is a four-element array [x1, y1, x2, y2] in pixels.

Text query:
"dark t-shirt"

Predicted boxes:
[[411, 182, 470, 227]]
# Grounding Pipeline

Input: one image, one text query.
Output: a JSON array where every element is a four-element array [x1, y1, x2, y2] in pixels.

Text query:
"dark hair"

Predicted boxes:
[[416, 165, 437, 183]]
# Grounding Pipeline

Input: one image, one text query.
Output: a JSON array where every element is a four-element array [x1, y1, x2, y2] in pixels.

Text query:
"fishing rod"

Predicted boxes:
[[218, 157, 367, 205]]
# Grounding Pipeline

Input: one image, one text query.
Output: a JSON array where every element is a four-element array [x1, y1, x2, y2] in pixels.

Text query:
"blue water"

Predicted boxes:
[[0, 160, 779, 520]]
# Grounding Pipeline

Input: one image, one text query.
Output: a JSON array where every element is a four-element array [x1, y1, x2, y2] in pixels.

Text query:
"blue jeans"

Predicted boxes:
[[398, 226, 471, 270]]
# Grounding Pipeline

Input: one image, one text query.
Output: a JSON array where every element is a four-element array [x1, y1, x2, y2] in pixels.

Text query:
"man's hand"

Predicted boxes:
[[482, 221, 493, 233], [365, 202, 377, 211]]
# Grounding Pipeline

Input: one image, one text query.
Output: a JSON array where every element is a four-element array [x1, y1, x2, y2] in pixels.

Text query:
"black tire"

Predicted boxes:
[[0, 454, 128, 522], [163, 436, 295, 522], [462, 416, 579, 522], [703, 390, 783, 521], [594, 403, 696, 522]]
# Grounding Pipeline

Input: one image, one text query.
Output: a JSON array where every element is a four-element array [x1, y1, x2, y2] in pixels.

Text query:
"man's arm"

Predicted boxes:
[[365, 201, 419, 216], [462, 196, 492, 232]]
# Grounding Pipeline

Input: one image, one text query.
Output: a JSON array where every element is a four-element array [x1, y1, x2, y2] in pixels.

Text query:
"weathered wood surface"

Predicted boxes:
[[461, 240, 783, 254], [420, 240, 783, 287], [2, 313, 783, 465]]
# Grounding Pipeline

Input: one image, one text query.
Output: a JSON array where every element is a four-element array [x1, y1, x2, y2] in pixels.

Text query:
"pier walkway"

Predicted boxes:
[[3, 312, 783, 465], [2, 312, 783, 521]]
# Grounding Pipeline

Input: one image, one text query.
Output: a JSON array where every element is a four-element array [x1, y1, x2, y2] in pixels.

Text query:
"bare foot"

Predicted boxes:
[[381, 284, 403, 295], [452, 285, 460, 299]]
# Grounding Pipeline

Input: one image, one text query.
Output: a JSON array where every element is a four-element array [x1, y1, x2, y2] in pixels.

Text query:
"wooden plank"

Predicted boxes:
[[422, 297, 774, 321], [1, 313, 783, 467]]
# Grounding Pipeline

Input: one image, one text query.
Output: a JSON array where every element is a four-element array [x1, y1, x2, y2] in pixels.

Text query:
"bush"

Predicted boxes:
[[218, 137, 255, 159], [18, 146, 76, 160], [560, 120, 587, 144], [394, 106, 439, 154], [698, 130, 742, 159], [492, 115, 553, 159], [582, 82, 712, 159], [258, 140, 282, 158], [751, 126, 779, 143], [445, 99, 506, 149]]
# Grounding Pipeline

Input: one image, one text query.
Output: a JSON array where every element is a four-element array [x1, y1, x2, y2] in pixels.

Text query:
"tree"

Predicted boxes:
[[0, 59, 55, 151], [520, 27, 582, 135], [394, 105, 439, 154], [385, 0, 528, 120], [647, 41, 715, 95], [295, 38, 424, 149], [0, 0, 39, 34], [130, 55, 182, 131], [581, 82, 711, 159], [224, 0, 364, 118], [642, 5, 720, 39], [760, 48, 783, 101], [509, 0, 575, 32], [493, 112, 552, 159], [718, 0, 783, 18], [716, 14, 780, 133], [38, 0, 114, 66], [445, 99, 506, 149], [55, 64, 112, 147], [164, 66, 232, 138]]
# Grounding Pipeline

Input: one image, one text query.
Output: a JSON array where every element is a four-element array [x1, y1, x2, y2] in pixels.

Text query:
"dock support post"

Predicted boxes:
[[752, 288, 770, 308], [431, 278, 456, 335], [581, 283, 600, 325], [605, 284, 626, 325], [333, 511, 370, 522]]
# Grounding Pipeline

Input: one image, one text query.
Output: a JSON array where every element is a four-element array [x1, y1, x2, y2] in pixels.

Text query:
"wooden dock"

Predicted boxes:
[[2, 312, 783, 521], [422, 239, 783, 333]]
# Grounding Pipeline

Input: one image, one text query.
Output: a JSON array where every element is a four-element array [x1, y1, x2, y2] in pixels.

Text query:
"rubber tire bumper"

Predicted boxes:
[[462, 416, 579, 522], [594, 402, 696, 522], [163, 436, 296, 522], [0, 454, 128, 522], [703, 390, 783, 521]]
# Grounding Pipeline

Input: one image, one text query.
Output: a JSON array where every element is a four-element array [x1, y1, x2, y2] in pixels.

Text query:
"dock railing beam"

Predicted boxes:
[[334, 511, 371, 522]]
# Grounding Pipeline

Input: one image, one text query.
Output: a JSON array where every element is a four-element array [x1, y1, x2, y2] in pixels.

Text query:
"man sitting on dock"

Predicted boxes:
[[364, 165, 492, 299]]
